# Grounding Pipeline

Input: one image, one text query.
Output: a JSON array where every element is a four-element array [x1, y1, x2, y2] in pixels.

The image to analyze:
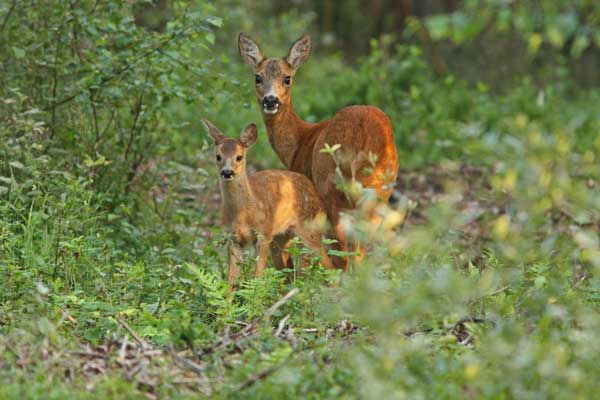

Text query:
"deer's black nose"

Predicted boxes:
[[220, 169, 234, 179], [261, 95, 280, 110]]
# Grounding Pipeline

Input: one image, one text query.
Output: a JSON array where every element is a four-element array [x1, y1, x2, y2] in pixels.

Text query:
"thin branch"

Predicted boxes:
[[487, 285, 510, 297], [89, 89, 100, 143], [0, 0, 17, 32], [51, 214, 63, 280], [117, 318, 149, 349], [158, 49, 205, 78], [100, 108, 115, 139], [263, 288, 299, 321], [89, 0, 100, 15], [237, 359, 289, 391], [49, 16, 67, 139], [124, 89, 145, 160]]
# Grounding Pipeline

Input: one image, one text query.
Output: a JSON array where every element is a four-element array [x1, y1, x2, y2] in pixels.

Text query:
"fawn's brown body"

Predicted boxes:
[[202, 119, 333, 286], [239, 33, 399, 268]]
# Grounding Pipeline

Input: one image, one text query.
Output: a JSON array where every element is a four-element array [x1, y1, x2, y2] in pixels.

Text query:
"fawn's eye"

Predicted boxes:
[[216, 154, 221, 162], [283, 76, 291, 85], [255, 75, 262, 85], [236, 155, 243, 162]]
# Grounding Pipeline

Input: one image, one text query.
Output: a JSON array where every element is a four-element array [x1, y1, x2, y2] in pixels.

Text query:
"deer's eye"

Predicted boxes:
[[216, 154, 222, 162], [236, 155, 243, 162], [283, 76, 291, 85], [255, 75, 262, 85]]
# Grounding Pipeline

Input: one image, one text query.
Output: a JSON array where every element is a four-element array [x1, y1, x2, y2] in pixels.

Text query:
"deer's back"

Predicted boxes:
[[311, 105, 399, 205]]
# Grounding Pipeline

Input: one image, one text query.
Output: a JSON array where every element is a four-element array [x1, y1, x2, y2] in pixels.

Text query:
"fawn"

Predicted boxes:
[[201, 118, 334, 286], [238, 33, 400, 268]]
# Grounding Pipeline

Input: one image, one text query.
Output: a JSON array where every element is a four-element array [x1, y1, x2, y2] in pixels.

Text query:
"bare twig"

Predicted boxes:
[[237, 358, 289, 391], [124, 84, 145, 160], [487, 285, 510, 297], [118, 318, 149, 349], [89, 89, 100, 144], [274, 314, 291, 337], [262, 288, 299, 321], [51, 213, 63, 280], [100, 108, 115, 140], [89, 0, 100, 15], [118, 334, 129, 364], [66, 350, 109, 359], [169, 348, 205, 375], [49, 21, 66, 139]]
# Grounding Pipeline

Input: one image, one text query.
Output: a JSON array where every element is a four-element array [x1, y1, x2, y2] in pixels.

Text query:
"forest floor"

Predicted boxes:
[[1, 163, 507, 398]]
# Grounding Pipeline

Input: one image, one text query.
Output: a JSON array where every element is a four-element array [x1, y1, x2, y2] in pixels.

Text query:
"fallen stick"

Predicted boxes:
[[262, 288, 299, 321], [118, 318, 149, 349]]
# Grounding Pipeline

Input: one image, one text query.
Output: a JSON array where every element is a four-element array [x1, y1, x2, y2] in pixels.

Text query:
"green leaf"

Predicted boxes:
[[571, 35, 590, 58], [206, 16, 223, 28], [206, 32, 215, 45], [12, 47, 25, 59], [9, 161, 25, 170]]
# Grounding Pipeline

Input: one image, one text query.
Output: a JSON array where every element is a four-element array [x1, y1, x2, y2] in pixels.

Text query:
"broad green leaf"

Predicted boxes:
[[12, 47, 25, 59]]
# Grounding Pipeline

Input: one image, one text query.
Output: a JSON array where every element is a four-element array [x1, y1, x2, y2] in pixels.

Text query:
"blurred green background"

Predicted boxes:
[[1, 1, 599, 398]]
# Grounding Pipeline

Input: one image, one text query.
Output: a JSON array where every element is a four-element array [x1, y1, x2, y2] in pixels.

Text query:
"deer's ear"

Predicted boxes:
[[201, 118, 226, 143], [239, 124, 258, 148], [286, 33, 312, 70], [238, 33, 264, 68]]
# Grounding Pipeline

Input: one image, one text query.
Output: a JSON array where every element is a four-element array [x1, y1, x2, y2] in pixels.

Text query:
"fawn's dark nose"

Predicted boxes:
[[220, 169, 234, 179], [261, 95, 280, 111]]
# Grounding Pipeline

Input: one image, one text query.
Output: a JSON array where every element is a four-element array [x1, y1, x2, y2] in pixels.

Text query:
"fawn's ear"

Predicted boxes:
[[239, 124, 258, 148], [238, 33, 264, 68], [201, 118, 226, 143], [286, 33, 312, 70]]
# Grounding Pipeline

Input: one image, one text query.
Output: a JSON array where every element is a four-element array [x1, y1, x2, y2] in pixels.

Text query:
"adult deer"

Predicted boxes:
[[238, 33, 399, 268], [202, 118, 333, 287]]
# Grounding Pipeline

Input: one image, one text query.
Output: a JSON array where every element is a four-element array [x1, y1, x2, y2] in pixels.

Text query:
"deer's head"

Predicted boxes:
[[201, 118, 258, 181], [238, 33, 312, 116]]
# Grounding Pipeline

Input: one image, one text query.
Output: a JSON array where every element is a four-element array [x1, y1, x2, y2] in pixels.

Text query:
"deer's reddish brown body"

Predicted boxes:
[[239, 33, 399, 268]]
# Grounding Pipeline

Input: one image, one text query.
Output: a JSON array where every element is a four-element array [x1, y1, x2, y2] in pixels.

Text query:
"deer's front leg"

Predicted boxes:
[[228, 242, 244, 287], [255, 238, 272, 278]]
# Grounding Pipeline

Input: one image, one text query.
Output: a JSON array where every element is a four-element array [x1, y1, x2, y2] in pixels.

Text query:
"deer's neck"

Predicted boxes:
[[220, 174, 253, 224], [262, 103, 320, 176]]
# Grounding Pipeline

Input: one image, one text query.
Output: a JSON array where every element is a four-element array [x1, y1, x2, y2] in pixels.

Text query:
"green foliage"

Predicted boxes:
[[1, 1, 600, 399], [422, 0, 600, 58]]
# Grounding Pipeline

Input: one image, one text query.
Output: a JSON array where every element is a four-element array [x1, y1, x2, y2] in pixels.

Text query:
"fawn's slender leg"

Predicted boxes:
[[228, 243, 244, 287], [255, 238, 272, 278]]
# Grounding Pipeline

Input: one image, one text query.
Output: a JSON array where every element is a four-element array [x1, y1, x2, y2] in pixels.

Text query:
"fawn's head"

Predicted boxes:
[[201, 118, 258, 181], [238, 33, 312, 116]]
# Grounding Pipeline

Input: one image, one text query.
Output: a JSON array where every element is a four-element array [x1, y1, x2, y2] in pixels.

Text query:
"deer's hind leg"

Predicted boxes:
[[324, 204, 350, 270], [296, 225, 335, 271], [270, 233, 295, 271]]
